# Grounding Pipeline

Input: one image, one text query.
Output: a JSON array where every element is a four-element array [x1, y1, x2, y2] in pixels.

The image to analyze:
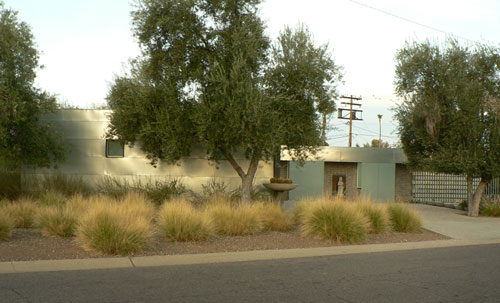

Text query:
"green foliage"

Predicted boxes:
[[37, 174, 93, 197], [0, 210, 13, 240], [38, 190, 67, 207], [158, 198, 212, 242], [480, 196, 500, 217], [387, 203, 422, 233], [0, 169, 21, 200], [363, 139, 390, 148], [267, 25, 343, 148], [394, 39, 500, 214], [36, 206, 78, 237], [0, 3, 64, 168], [301, 199, 369, 243], [107, 1, 342, 203], [96, 176, 186, 204]]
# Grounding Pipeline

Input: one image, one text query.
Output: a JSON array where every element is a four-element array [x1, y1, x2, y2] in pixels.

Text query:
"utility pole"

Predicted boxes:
[[338, 95, 363, 147], [377, 114, 382, 148]]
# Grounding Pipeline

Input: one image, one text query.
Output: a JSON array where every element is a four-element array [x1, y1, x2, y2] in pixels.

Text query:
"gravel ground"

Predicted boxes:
[[0, 228, 448, 262]]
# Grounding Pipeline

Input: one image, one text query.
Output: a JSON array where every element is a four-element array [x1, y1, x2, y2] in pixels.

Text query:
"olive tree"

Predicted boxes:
[[107, 0, 342, 203], [0, 3, 64, 170], [394, 39, 500, 216]]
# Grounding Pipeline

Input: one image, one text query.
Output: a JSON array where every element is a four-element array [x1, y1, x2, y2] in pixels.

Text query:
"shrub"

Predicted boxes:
[[256, 202, 293, 232], [38, 190, 67, 207], [4, 199, 38, 228], [301, 199, 369, 243], [96, 176, 186, 204], [38, 174, 93, 197], [480, 196, 500, 217], [205, 202, 261, 236], [292, 198, 316, 225], [388, 203, 422, 233], [356, 202, 391, 234], [76, 201, 152, 254], [0, 169, 21, 200], [158, 198, 212, 241], [0, 211, 13, 241], [36, 206, 78, 237]]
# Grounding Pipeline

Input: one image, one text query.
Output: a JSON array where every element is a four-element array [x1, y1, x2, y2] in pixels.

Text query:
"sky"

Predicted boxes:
[[6, 0, 500, 147]]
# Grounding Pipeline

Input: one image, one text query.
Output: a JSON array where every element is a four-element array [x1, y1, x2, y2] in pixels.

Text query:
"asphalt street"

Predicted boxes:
[[2, 243, 500, 303]]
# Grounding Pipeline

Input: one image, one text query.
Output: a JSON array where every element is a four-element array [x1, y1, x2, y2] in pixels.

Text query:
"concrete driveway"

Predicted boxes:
[[414, 203, 500, 241]]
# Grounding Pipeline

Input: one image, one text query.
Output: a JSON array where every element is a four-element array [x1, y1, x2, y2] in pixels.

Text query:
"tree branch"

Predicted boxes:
[[224, 150, 246, 179]]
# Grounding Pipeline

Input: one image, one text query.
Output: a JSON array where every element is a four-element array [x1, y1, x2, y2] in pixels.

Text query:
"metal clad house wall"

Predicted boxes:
[[288, 161, 325, 200], [358, 162, 396, 201], [25, 110, 273, 192]]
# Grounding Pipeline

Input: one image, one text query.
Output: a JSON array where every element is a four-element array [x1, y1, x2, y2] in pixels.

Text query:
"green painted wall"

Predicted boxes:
[[289, 161, 324, 200], [358, 163, 395, 201]]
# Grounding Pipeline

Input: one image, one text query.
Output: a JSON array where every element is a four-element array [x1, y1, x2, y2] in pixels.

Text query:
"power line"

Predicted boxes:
[[346, 0, 477, 43]]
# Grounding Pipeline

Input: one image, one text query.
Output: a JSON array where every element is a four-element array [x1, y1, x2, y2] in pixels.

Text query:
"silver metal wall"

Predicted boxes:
[[281, 146, 408, 164], [25, 109, 273, 192]]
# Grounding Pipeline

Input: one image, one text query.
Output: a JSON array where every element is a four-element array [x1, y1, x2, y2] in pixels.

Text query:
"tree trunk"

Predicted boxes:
[[224, 150, 260, 204], [466, 174, 473, 211], [468, 178, 489, 217], [241, 174, 253, 204]]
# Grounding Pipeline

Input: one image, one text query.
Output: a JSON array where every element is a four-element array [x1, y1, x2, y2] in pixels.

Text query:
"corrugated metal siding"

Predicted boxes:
[[25, 109, 273, 192]]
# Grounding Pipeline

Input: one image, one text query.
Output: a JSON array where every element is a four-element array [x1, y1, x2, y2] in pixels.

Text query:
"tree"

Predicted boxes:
[[267, 25, 343, 146], [107, 0, 342, 203], [363, 139, 389, 148], [394, 39, 500, 216], [0, 3, 64, 170]]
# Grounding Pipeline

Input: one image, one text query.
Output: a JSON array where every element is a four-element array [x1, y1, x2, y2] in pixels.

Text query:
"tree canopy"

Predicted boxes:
[[0, 2, 64, 169], [107, 0, 342, 203], [394, 39, 500, 216]]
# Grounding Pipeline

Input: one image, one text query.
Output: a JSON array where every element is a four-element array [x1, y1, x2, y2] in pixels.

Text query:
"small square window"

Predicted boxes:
[[106, 140, 124, 158]]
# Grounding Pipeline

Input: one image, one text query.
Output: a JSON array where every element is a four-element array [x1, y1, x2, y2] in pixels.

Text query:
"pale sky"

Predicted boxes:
[[6, 0, 500, 146]]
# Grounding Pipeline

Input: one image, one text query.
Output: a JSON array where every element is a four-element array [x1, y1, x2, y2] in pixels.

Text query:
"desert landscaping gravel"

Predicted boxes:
[[0, 228, 448, 262]]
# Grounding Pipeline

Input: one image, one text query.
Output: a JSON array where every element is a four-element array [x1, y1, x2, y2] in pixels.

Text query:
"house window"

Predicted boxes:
[[106, 140, 124, 158]]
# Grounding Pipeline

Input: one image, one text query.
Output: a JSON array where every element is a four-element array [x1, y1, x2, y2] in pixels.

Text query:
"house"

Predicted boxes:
[[25, 109, 273, 192], [278, 147, 412, 202], [25, 109, 412, 201]]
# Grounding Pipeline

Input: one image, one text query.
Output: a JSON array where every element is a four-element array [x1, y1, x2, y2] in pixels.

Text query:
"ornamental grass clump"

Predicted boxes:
[[158, 198, 212, 242], [204, 201, 261, 236], [255, 202, 293, 232], [119, 192, 156, 222], [387, 203, 422, 233], [292, 197, 318, 226], [4, 199, 38, 228], [36, 206, 78, 237], [0, 211, 13, 241], [301, 198, 370, 243], [480, 197, 500, 217], [356, 201, 391, 234], [38, 190, 67, 207], [76, 197, 153, 255]]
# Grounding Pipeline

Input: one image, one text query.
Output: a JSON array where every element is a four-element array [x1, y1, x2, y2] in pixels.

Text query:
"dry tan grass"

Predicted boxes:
[[300, 197, 370, 243], [254, 202, 293, 232], [36, 206, 78, 237], [158, 198, 212, 242], [75, 196, 153, 254], [204, 201, 261, 236], [3, 199, 38, 228]]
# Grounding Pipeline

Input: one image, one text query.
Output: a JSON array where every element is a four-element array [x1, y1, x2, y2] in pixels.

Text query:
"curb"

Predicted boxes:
[[2, 239, 500, 274]]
